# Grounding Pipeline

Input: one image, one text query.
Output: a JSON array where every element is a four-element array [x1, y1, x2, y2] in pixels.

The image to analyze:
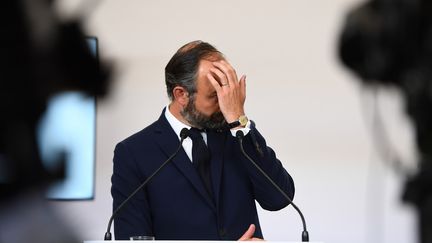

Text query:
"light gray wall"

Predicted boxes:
[[51, 0, 418, 242]]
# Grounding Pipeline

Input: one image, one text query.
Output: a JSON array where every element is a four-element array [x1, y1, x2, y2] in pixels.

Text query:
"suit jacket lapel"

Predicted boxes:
[[152, 110, 216, 211]]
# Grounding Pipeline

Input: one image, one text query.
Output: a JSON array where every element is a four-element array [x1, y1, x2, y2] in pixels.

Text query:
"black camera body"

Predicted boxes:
[[0, 1, 110, 197], [338, 1, 432, 242]]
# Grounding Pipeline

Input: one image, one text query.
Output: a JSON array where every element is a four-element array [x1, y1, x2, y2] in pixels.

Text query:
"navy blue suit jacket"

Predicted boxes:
[[111, 109, 295, 240]]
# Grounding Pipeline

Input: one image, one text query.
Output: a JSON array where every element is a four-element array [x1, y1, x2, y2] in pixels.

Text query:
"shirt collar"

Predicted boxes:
[[164, 105, 190, 140]]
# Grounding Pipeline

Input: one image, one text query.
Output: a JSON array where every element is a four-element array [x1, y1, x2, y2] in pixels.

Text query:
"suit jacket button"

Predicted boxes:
[[219, 228, 227, 237]]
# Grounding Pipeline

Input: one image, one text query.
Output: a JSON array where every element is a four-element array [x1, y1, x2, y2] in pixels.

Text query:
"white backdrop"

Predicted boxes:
[[51, 0, 417, 242]]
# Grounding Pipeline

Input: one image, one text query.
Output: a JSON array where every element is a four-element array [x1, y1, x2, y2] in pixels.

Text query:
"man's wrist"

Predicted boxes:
[[227, 115, 248, 129], [229, 119, 251, 137]]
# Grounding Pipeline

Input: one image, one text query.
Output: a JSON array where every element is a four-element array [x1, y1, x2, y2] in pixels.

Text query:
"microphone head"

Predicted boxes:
[[235, 130, 244, 139], [180, 128, 190, 139], [104, 232, 112, 241]]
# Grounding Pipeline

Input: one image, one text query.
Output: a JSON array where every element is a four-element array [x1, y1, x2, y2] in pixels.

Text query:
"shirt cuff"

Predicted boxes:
[[230, 120, 251, 137]]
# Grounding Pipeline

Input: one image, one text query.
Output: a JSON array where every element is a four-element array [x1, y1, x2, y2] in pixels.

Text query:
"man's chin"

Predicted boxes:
[[185, 117, 227, 130], [203, 121, 227, 130], [181, 106, 227, 130], [191, 118, 226, 130], [202, 113, 227, 130]]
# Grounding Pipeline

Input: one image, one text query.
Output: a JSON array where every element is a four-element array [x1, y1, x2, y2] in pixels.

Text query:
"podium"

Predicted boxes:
[[84, 241, 323, 243]]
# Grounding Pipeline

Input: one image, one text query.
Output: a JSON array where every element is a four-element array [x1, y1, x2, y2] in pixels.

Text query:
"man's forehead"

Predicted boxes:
[[198, 59, 216, 72], [196, 59, 221, 92], [199, 55, 224, 67], [204, 52, 224, 62]]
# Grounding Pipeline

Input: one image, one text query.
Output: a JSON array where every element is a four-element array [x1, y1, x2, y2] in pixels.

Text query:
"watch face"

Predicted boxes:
[[239, 116, 248, 126]]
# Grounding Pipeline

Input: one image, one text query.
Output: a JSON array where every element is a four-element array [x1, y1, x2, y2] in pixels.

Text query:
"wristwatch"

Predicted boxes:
[[227, 115, 248, 129]]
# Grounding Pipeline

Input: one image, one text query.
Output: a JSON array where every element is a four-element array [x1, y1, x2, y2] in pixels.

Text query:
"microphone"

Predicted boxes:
[[235, 130, 309, 242], [104, 128, 190, 240]]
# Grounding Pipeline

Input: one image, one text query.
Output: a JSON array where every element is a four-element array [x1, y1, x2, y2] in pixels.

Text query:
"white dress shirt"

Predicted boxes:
[[164, 105, 250, 162]]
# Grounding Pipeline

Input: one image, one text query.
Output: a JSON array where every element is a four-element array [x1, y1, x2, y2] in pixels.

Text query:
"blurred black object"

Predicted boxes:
[[0, 0, 110, 196], [0, 0, 109, 243], [0, 0, 110, 242], [339, 0, 432, 242]]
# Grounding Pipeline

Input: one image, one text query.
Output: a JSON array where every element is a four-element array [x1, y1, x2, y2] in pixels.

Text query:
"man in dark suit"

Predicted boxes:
[[111, 40, 295, 240]]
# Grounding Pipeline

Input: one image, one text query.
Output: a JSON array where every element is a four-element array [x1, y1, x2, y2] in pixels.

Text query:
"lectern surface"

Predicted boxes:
[[84, 241, 323, 243]]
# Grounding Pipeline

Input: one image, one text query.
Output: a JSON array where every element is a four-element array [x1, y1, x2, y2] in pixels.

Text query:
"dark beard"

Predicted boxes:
[[181, 96, 227, 130]]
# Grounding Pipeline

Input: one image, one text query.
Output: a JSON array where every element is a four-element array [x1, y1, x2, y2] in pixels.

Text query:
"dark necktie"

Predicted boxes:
[[189, 127, 213, 198]]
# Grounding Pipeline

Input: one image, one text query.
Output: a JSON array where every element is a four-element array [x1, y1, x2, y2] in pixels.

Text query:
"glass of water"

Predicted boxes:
[[130, 236, 155, 240]]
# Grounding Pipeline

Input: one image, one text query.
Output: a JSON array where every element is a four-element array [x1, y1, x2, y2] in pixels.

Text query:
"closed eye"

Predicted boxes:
[[208, 92, 217, 99]]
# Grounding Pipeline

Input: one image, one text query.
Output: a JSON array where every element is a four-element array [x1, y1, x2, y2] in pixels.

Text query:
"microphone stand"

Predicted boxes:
[[236, 130, 309, 242]]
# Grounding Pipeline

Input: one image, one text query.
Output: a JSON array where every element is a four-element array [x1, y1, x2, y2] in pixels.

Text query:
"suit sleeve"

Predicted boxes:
[[111, 142, 153, 239], [236, 124, 295, 211]]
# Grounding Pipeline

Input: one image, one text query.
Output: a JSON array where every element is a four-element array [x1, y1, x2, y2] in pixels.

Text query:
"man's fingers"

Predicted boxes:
[[239, 224, 255, 241], [250, 238, 264, 241], [213, 60, 237, 87], [220, 59, 238, 81], [239, 75, 246, 99], [209, 67, 228, 87], [207, 73, 222, 93]]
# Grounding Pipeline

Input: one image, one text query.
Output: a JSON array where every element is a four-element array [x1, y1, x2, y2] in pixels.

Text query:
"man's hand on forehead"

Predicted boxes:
[[206, 59, 246, 124]]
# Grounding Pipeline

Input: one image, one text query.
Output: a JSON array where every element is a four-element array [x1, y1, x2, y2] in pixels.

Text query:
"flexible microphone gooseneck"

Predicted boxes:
[[235, 130, 309, 242], [104, 128, 190, 241]]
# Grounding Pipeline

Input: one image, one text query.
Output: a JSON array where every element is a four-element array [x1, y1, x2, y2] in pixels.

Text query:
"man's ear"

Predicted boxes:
[[172, 86, 189, 107]]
